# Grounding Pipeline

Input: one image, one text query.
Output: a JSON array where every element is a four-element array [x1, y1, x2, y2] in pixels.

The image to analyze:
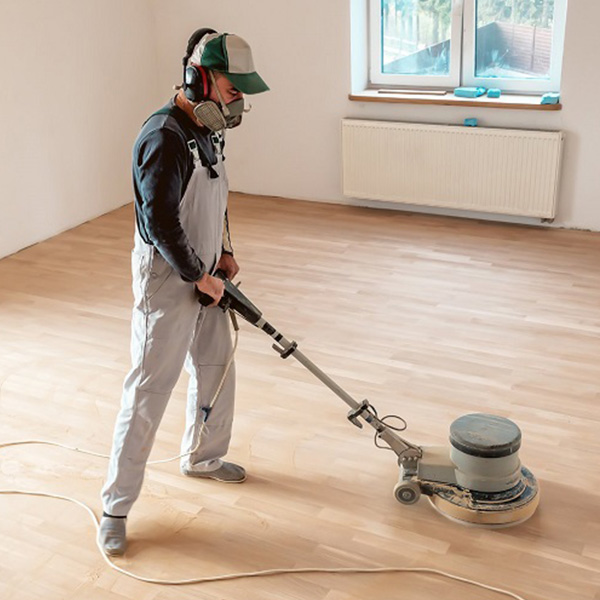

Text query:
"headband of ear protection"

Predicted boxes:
[[182, 27, 217, 103]]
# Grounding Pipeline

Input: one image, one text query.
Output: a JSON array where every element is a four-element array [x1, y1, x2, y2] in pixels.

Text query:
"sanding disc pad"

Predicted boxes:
[[428, 466, 540, 528]]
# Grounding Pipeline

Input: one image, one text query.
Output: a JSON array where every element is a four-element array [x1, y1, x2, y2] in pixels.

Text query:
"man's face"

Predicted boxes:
[[209, 72, 243, 105]]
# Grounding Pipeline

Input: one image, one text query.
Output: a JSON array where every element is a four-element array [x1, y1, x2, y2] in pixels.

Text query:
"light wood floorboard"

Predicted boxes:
[[0, 194, 599, 599]]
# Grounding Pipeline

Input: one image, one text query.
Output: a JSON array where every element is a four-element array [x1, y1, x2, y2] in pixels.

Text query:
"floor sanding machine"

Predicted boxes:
[[198, 273, 540, 527]]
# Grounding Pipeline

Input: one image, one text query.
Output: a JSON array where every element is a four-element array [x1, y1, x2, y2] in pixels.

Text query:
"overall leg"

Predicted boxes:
[[180, 306, 239, 475], [102, 247, 200, 517]]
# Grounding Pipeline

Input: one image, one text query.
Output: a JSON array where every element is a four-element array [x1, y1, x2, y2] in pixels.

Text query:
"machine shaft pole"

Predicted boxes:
[[249, 316, 422, 461], [255, 319, 362, 409], [285, 339, 362, 411]]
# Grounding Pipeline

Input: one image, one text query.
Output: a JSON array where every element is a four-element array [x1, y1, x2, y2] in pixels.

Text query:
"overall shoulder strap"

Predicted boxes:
[[144, 106, 220, 179]]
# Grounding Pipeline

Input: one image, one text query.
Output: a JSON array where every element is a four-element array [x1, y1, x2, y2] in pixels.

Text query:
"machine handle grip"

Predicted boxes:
[[195, 269, 263, 325], [195, 270, 228, 308], [196, 290, 217, 307]]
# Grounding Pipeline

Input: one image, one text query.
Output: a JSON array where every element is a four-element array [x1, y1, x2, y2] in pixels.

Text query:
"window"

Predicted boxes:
[[370, 0, 568, 93]]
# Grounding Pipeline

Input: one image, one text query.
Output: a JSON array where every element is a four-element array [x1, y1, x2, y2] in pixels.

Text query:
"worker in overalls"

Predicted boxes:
[[99, 28, 269, 556]]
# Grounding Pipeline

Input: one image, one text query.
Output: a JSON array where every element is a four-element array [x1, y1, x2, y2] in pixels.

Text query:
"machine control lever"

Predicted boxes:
[[347, 400, 373, 429]]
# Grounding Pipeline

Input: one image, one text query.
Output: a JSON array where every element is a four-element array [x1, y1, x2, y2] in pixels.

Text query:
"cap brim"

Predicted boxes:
[[224, 71, 269, 95]]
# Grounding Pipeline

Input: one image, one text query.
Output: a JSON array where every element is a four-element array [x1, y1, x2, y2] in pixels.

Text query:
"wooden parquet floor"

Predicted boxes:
[[0, 194, 599, 599]]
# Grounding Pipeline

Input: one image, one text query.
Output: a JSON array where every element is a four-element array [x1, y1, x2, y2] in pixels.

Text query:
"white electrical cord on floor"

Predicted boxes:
[[0, 486, 532, 599], [0, 312, 529, 600], [0, 317, 239, 466]]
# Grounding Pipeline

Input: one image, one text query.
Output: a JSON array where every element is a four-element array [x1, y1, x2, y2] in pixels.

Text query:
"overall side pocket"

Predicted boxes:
[[145, 248, 174, 301]]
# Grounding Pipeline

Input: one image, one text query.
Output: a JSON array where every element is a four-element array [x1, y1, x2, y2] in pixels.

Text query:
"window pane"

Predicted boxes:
[[382, 0, 453, 76], [476, 0, 556, 80]]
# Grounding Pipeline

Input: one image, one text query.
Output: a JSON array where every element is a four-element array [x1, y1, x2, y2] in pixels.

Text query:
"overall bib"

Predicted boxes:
[[101, 141, 234, 517]]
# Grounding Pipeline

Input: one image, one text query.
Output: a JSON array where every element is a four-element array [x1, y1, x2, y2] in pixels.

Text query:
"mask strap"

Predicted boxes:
[[209, 71, 230, 117]]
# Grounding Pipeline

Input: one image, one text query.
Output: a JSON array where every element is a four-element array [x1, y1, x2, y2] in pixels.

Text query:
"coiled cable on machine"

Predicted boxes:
[[359, 403, 409, 452]]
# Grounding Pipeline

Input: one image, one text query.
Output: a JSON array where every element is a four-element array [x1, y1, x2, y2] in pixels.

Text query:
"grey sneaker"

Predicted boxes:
[[182, 461, 247, 483], [98, 516, 127, 556]]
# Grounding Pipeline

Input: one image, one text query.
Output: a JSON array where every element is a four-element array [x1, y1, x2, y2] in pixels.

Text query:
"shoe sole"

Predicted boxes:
[[182, 471, 247, 483], [103, 547, 126, 557], [98, 540, 126, 557]]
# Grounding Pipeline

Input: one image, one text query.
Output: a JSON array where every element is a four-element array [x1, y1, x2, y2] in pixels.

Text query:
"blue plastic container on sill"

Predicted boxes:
[[454, 87, 486, 98], [541, 92, 560, 105]]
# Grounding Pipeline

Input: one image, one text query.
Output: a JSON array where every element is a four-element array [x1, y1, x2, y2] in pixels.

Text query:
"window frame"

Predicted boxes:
[[369, 0, 464, 89], [368, 0, 568, 94], [461, 0, 568, 93]]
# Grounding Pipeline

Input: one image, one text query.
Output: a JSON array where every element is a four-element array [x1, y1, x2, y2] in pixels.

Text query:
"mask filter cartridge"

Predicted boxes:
[[192, 97, 248, 132], [193, 101, 228, 132]]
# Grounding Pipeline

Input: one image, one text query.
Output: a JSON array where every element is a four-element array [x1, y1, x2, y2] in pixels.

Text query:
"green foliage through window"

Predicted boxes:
[[478, 0, 555, 28]]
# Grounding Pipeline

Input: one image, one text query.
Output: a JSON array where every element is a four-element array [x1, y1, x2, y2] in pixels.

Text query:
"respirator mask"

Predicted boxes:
[[193, 71, 251, 132]]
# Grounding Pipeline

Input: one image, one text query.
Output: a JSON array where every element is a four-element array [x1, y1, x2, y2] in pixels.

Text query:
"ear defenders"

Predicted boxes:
[[182, 27, 217, 103], [184, 64, 210, 103]]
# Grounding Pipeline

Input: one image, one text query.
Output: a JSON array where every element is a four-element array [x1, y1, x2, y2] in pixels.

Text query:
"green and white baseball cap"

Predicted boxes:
[[198, 33, 269, 95]]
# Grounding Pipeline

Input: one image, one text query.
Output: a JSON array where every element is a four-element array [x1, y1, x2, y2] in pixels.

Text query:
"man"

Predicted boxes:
[[98, 29, 269, 556]]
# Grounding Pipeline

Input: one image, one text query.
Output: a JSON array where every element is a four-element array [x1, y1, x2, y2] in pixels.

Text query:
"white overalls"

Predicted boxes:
[[102, 140, 235, 517]]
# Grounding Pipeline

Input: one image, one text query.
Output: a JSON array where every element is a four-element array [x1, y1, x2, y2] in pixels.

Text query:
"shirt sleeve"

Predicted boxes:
[[135, 128, 206, 282]]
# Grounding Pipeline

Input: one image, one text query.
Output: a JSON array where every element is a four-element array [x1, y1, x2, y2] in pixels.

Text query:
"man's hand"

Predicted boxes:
[[217, 253, 240, 280], [195, 272, 225, 307]]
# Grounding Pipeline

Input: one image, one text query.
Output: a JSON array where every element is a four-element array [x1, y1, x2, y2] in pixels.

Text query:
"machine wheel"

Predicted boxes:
[[394, 481, 421, 505]]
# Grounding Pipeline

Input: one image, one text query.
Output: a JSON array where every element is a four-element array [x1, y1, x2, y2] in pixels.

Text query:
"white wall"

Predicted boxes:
[[151, 0, 600, 231], [2, 0, 598, 261], [0, 0, 161, 258]]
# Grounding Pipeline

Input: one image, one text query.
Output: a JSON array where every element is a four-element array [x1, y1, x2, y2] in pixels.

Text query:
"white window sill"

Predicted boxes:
[[349, 89, 562, 111]]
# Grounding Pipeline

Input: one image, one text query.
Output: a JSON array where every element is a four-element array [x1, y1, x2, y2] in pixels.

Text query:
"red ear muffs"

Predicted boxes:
[[181, 27, 217, 102], [184, 64, 210, 103]]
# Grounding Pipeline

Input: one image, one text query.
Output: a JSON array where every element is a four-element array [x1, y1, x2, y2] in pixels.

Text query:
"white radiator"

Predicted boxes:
[[342, 119, 564, 219]]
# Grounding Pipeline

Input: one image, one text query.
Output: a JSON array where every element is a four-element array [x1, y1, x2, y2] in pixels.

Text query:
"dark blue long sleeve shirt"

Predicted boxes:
[[132, 98, 231, 282]]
